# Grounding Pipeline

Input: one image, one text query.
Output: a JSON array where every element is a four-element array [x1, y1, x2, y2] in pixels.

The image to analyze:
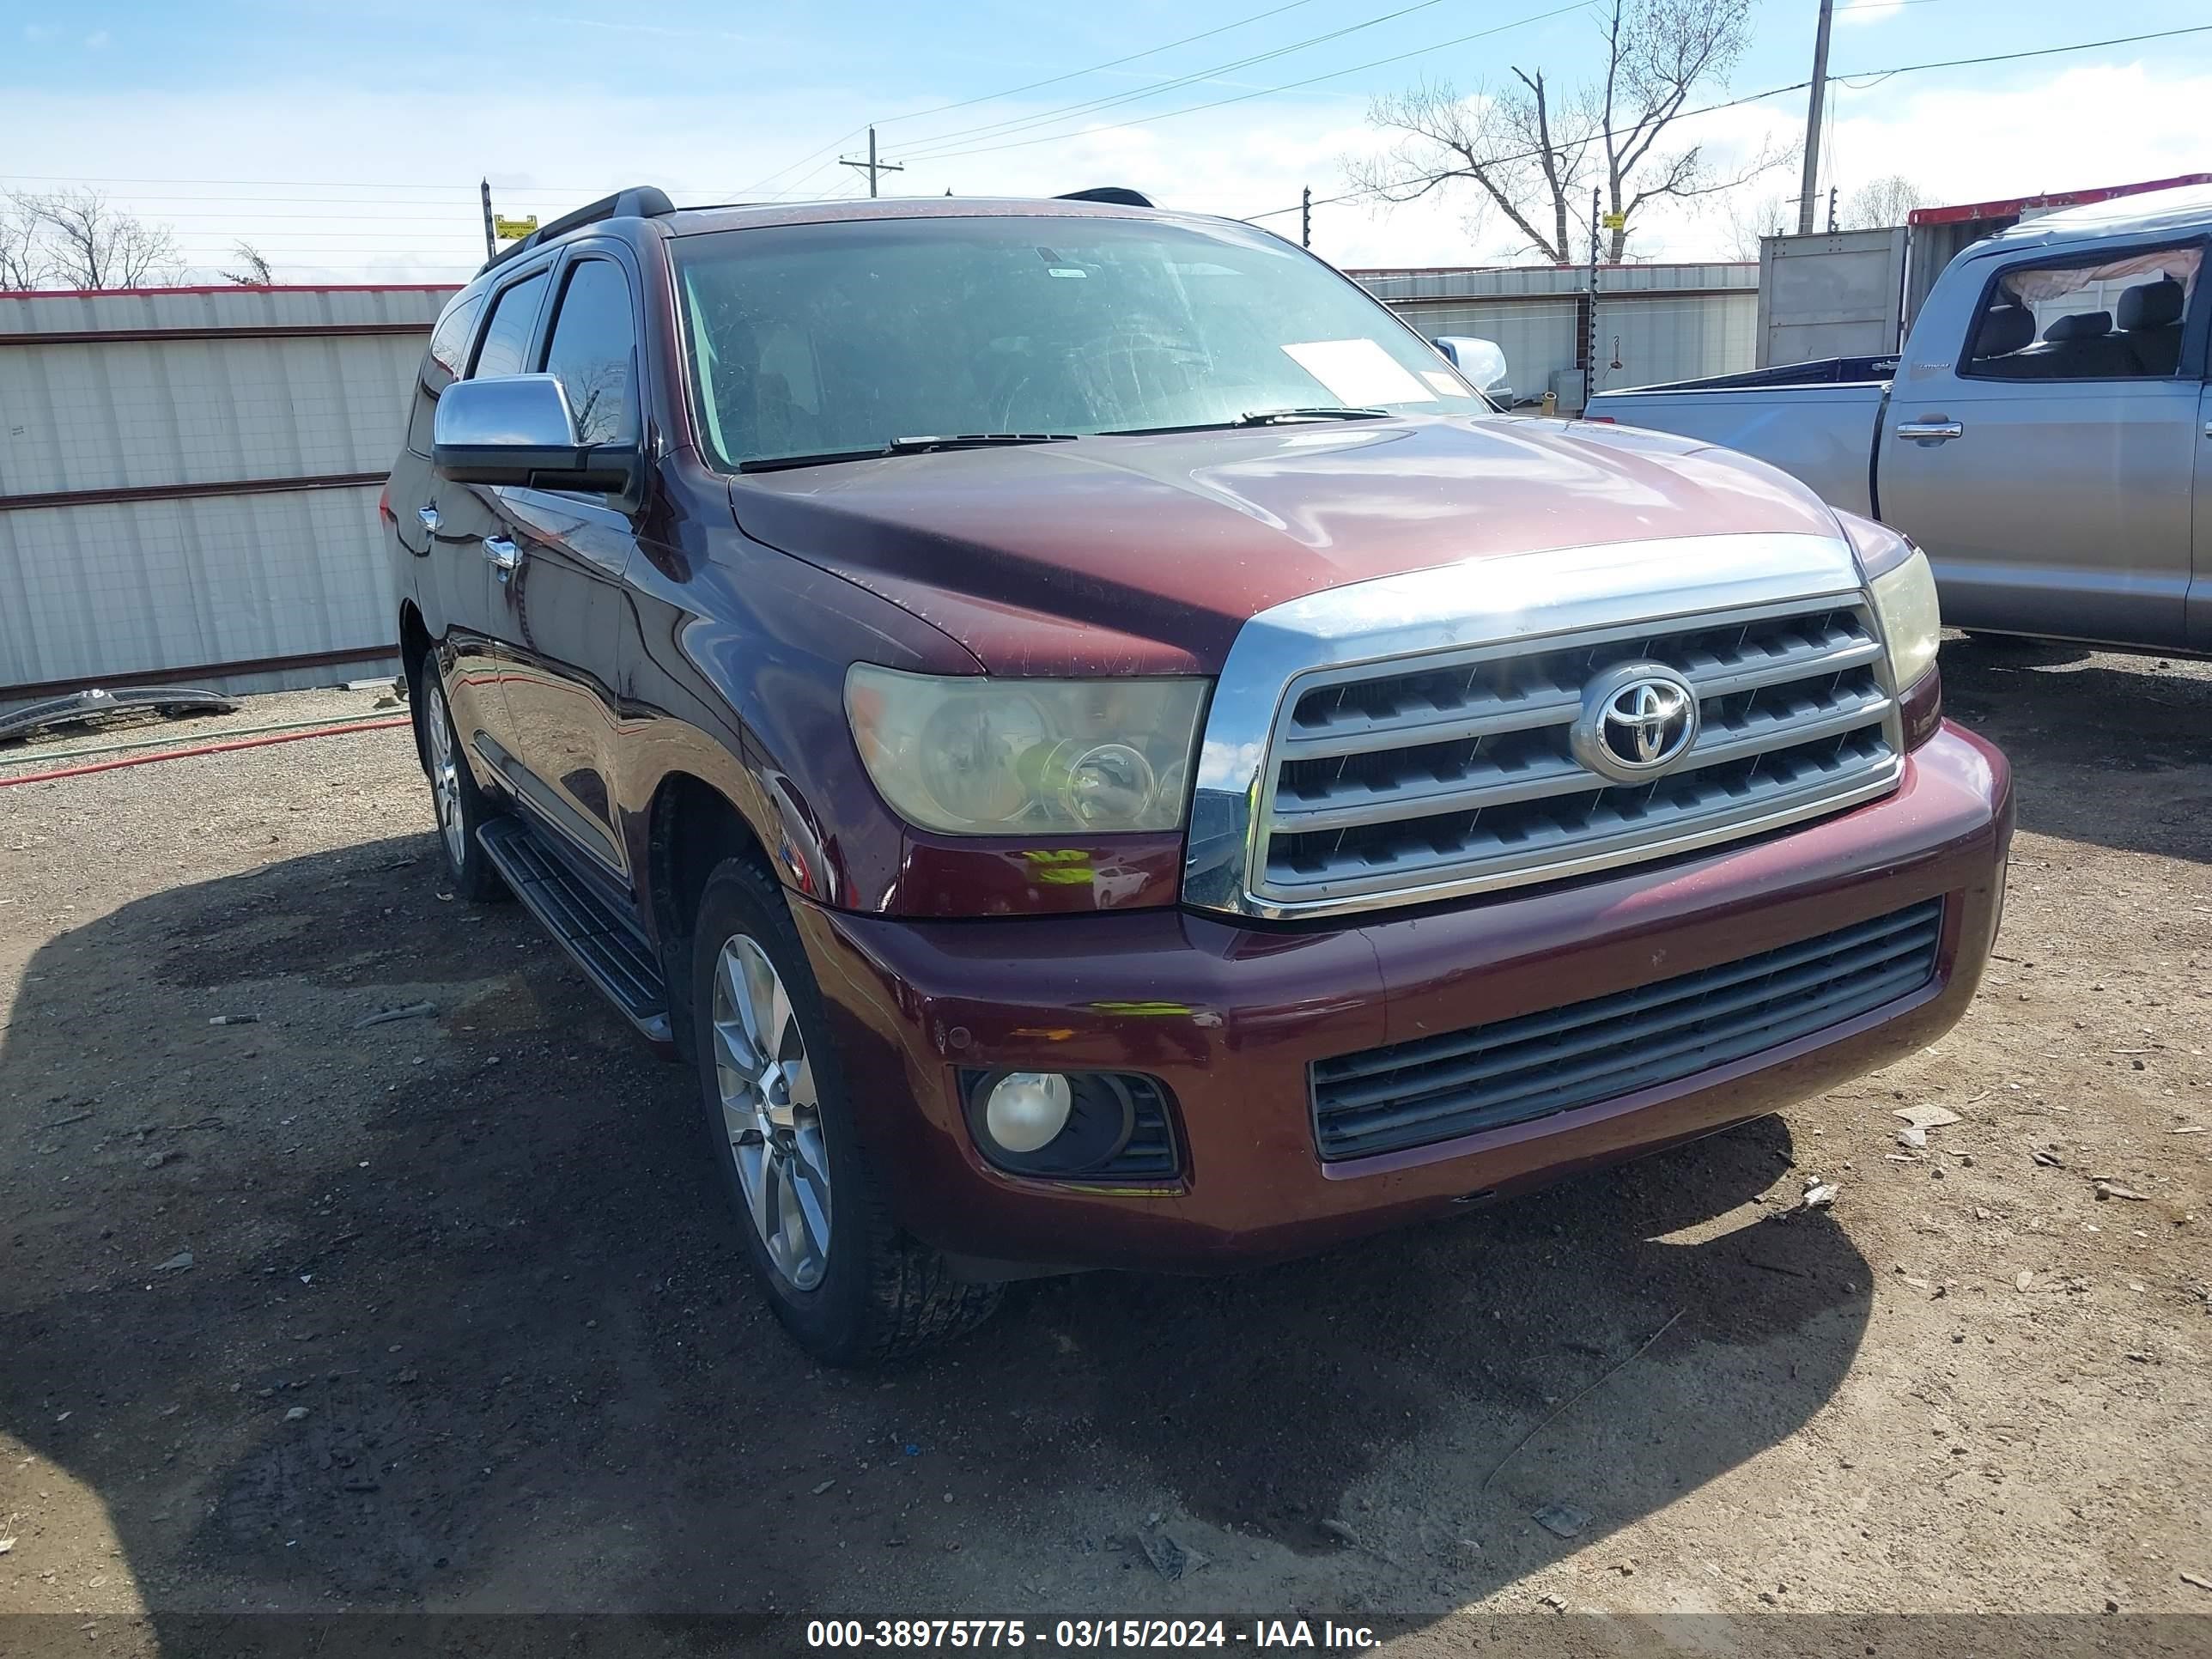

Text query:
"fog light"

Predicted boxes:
[[982, 1072, 1073, 1154]]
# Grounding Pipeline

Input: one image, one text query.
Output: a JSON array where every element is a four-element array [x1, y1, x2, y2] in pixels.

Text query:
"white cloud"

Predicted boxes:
[[23, 22, 59, 41], [83, 28, 109, 49], [1835, 0, 1909, 27]]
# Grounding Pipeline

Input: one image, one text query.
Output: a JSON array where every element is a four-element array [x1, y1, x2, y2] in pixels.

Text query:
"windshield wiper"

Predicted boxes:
[[1100, 406, 1391, 436], [1233, 405, 1391, 426], [738, 433, 1079, 473]]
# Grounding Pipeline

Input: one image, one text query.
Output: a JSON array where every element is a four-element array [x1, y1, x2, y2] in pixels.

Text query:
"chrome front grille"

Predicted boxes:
[[1250, 599, 1903, 912]]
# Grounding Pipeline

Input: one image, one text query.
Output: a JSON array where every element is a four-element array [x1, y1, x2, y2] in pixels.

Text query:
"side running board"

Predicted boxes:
[[476, 817, 671, 1042]]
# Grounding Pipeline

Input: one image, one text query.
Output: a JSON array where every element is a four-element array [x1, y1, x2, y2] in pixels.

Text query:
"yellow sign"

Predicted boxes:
[[493, 215, 539, 241], [1601, 211, 1626, 231]]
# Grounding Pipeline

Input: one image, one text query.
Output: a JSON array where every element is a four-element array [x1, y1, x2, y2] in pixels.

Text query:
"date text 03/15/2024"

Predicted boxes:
[[804, 1619, 1382, 1650]]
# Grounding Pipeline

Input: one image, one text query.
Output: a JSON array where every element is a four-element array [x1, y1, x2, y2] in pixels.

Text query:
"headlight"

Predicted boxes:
[[1869, 548, 1941, 690], [844, 665, 1208, 835]]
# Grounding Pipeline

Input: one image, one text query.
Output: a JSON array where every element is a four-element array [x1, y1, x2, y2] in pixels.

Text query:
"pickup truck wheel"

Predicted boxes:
[[416, 666, 506, 902], [689, 858, 1001, 1365]]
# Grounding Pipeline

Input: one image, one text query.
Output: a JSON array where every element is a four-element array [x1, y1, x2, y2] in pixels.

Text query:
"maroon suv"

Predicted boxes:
[[383, 185, 2012, 1364]]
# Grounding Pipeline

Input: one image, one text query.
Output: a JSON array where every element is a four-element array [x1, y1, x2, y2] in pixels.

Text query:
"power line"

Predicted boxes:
[[1247, 20, 2212, 225], [730, 0, 1330, 198], [897, 0, 1594, 168], [888, 0, 1462, 163]]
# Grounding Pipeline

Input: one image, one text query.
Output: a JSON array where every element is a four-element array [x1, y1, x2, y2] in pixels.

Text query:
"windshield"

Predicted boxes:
[[672, 214, 1488, 470]]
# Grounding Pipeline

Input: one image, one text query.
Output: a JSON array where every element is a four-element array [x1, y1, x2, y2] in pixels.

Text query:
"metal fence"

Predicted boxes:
[[0, 283, 453, 707], [1354, 263, 1759, 410]]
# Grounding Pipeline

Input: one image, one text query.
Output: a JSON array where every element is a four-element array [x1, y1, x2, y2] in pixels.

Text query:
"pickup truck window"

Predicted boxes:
[[1963, 245, 2200, 381], [672, 216, 1485, 471]]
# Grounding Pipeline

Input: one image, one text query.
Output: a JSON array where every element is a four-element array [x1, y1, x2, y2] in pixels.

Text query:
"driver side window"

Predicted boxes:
[[1963, 245, 2199, 381]]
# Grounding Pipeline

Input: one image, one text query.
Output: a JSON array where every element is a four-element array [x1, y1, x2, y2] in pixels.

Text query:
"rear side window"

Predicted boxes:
[[1963, 245, 2200, 381], [471, 269, 551, 380], [404, 292, 485, 456], [538, 258, 638, 447], [427, 293, 483, 384]]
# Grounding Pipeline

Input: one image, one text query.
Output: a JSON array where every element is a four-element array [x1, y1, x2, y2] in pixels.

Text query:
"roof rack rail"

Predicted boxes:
[[481, 185, 677, 272], [1055, 187, 1154, 208]]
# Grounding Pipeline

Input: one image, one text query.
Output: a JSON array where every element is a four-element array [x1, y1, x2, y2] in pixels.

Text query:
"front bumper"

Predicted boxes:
[[792, 721, 2012, 1272]]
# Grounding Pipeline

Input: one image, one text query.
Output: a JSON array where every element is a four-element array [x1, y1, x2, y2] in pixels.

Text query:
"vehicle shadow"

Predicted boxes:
[[1940, 635, 2212, 862], [0, 833, 1873, 1649]]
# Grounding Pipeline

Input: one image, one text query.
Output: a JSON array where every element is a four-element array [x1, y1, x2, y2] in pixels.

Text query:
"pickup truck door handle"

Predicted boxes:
[[482, 535, 521, 572], [417, 504, 441, 531], [1895, 418, 1963, 443]]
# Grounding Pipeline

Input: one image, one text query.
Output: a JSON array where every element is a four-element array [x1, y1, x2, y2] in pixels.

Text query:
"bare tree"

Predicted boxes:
[[17, 188, 182, 289], [1724, 191, 1793, 260], [1842, 174, 1931, 230], [0, 194, 46, 289], [222, 241, 276, 285], [1348, 0, 1786, 263]]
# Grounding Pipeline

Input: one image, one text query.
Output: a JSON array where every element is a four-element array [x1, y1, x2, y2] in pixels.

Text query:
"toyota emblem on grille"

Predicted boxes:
[[1569, 662, 1700, 783]]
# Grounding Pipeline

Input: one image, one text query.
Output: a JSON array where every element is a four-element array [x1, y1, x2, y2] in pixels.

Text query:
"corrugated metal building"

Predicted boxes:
[[0, 283, 454, 707], [1355, 263, 1759, 408]]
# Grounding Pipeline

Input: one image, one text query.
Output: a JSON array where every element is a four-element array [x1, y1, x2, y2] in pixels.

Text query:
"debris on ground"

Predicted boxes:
[[208, 1013, 258, 1026], [1531, 1504, 1589, 1539], [2033, 1148, 2064, 1168], [2181, 1572, 2212, 1593], [1133, 1525, 1206, 1580], [153, 1251, 193, 1273], [1538, 1592, 1567, 1611], [353, 1000, 437, 1030], [142, 1149, 179, 1170], [1895, 1105, 1962, 1132], [1796, 1179, 1838, 1212], [1897, 1127, 1928, 1149], [40, 1109, 93, 1130], [811, 1480, 836, 1497], [2094, 1180, 2149, 1202], [284, 1407, 310, 1422], [2015, 1270, 2035, 1291], [1316, 1518, 1360, 1547]]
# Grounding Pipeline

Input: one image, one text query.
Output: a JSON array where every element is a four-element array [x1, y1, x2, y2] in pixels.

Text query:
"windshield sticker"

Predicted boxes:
[[1282, 338, 1437, 405], [1420, 369, 1467, 397], [1047, 267, 1088, 279]]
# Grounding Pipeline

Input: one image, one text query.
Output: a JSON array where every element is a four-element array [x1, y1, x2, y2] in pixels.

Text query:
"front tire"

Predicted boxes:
[[416, 663, 506, 902], [688, 855, 1000, 1365]]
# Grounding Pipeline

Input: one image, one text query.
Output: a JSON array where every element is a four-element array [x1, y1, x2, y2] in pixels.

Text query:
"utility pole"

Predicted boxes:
[[1586, 185, 1601, 406], [840, 125, 904, 198], [480, 179, 495, 262], [1301, 185, 1311, 249], [1796, 0, 1835, 234]]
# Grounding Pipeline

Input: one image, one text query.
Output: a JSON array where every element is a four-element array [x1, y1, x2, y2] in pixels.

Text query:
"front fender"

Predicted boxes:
[[616, 523, 980, 927]]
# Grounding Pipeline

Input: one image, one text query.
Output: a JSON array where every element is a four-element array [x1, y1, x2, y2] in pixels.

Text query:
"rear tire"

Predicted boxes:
[[415, 661, 507, 902], [688, 855, 1000, 1365]]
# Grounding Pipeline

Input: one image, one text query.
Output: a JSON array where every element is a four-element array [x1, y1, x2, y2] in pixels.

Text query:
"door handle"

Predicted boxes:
[[1895, 418, 1963, 443], [418, 504, 441, 531], [483, 535, 520, 571]]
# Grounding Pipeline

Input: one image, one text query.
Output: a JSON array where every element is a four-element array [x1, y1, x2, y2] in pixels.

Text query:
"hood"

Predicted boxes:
[[726, 415, 1847, 677]]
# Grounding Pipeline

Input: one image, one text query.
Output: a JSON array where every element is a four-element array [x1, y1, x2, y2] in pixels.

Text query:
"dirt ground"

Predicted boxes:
[[2, 641, 2209, 1656]]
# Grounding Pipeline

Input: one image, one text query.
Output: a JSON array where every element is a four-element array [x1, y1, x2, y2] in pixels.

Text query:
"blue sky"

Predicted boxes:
[[6, 0, 2210, 279]]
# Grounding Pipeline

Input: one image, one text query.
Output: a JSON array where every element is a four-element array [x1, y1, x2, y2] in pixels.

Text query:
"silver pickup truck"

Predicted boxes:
[[1585, 185, 2212, 654]]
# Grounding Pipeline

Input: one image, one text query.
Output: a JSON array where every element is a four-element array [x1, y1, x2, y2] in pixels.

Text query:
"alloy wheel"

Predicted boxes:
[[423, 679, 466, 870], [711, 933, 832, 1291]]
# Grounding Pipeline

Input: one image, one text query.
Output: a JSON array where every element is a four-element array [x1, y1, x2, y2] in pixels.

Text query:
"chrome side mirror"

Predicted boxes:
[[433, 374, 635, 492], [1431, 336, 1513, 405]]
